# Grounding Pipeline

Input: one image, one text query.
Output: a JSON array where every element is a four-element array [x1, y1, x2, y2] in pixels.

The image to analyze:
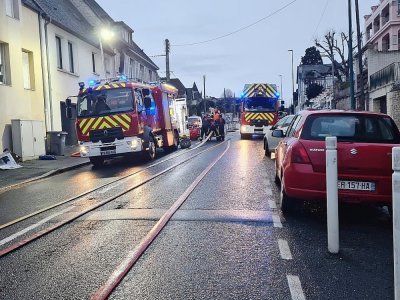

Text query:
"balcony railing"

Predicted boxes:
[[370, 62, 400, 90]]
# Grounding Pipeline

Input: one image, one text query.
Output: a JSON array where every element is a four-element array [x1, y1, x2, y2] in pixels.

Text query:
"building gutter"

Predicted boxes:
[[31, 0, 54, 131]]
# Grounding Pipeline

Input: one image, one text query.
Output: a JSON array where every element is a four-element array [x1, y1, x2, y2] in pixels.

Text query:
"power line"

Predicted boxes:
[[172, 0, 298, 47], [310, 0, 329, 42]]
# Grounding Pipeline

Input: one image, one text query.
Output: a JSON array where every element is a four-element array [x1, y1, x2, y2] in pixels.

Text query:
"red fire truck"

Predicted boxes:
[[66, 77, 181, 166], [239, 83, 281, 139]]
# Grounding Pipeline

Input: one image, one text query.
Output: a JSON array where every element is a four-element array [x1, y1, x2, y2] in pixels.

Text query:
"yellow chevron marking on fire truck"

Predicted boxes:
[[111, 83, 119, 88], [121, 114, 130, 122], [104, 85, 111, 89], [245, 113, 275, 122], [243, 83, 278, 98], [92, 117, 103, 130], [114, 115, 129, 128], [99, 122, 112, 129], [79, 118, 88, 129], [121, 83, 126, 87], [83, 118, 96, 134], [105, 116, 118, 127]]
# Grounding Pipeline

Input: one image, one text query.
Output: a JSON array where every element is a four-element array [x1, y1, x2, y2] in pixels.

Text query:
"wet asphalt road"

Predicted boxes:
[[0, 132, 395, 299]]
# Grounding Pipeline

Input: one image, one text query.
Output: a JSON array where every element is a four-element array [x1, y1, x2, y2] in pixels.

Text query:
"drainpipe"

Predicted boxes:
[[38, 14, 52, 131], [33, 0, 54, 132]]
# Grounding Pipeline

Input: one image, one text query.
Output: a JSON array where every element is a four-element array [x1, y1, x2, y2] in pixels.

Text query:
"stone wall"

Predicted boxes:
[[389, 89, 400, 126]]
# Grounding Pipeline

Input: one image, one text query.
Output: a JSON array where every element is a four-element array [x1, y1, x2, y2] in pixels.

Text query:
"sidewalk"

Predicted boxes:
[[0, 145, 90, 192]]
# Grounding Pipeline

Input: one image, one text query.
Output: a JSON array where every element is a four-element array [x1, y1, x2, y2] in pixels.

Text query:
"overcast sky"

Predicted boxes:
[[96, 0, 377, 104]]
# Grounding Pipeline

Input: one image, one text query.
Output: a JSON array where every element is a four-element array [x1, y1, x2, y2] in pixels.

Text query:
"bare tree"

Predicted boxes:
[[221, 88, 234, 98], [315, 30, 357, 83]]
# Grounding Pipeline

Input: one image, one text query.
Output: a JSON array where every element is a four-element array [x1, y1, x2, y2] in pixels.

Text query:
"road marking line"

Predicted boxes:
[[0, 206, 74, 247], [287, 275, 306, 300], [278, 239, 293, 260], [268, 200, 277, 209], [272, 214, 282, 228]]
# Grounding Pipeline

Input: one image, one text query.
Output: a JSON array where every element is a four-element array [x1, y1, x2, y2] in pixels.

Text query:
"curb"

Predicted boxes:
[[0, 160, 91, 194]]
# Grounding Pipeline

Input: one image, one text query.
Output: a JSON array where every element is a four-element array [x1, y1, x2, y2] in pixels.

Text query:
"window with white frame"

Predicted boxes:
[[5, 0, 19, 19], [398, 0, 400, 15], [92, 52, 96, 73], [0, 42, 11, 85], [129, 58, 135, 79], [139, 64, 144, 81], [55, 36, 63, 69], [104, 57, 110, 75], [22, 50, 34, 89], [148, 69, 152, 82], [68, 41, 74, 73]]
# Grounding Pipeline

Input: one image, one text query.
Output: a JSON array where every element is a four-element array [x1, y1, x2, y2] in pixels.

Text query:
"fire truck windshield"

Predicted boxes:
[[77, 88, 134, 117], [244, 97, 277, 112]]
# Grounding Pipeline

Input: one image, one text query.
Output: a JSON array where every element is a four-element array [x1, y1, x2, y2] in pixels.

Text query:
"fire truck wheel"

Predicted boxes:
[[171, 131, 179, 150], [146, 140, 156, 160], [90, 156, 104, 167]]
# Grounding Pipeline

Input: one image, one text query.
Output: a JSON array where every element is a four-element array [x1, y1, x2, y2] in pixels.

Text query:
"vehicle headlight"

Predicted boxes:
[[240, 125, 247, 133], [80, 146, 89, 154], [127, 139, 139, 149]]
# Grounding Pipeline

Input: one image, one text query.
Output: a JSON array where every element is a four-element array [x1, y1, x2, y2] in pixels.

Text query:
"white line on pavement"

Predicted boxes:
[[0, 206, 74, 246], [268, 200, 277, 209], [287, 275, 306, 300], [272, 214, 282, 228], [278, 239, 293, 260]]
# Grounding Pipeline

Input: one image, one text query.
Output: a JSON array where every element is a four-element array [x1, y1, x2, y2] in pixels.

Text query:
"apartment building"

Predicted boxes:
[[0, 0, 46, 157], [365, 0, 400, 51], [364, 0, 400, 124]]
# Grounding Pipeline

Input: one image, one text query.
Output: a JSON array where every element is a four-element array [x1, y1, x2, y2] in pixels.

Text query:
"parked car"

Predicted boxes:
[[188, 116, 202, 128], [263, 114, 295, 156], [273, 110, 400, 212]]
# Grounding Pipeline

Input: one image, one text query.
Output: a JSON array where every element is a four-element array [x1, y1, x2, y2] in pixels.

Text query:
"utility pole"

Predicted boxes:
[[165, 39, 170, 81], [279, 75, 283, 101], [288, 50, 295, 113], [355, 0, 365, 110], [331, 53, 336, 109], [348, 0, 355, 110], [203, 75, 206, 115]]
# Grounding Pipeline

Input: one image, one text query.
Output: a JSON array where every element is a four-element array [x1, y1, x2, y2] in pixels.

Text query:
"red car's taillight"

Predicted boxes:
[[290, 142, 311, 164]]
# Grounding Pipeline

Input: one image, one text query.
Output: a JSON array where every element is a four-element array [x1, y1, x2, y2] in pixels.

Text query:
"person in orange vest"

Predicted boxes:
[[213, 108, 220, 121]]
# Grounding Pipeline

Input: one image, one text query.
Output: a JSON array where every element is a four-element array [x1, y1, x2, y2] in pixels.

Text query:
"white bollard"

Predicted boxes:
[[326, 136, 339, 254], [392, 147, 400, 300]]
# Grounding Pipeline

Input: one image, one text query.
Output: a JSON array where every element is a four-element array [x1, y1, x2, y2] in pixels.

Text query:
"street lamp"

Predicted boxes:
[[288, 50, 294, 113], [99, 28, 114, 77], [278, 74, 283, 101]]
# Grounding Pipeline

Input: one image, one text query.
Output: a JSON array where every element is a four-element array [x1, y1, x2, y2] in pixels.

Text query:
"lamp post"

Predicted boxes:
[[288, 50, 295, 113], [278, 74, 283, 101], [99, 28, 114, 77]]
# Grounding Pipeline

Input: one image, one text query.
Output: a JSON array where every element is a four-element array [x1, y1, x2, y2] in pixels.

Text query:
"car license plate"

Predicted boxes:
[[337, 180, 375, 191], [100, 149, 116, 156]]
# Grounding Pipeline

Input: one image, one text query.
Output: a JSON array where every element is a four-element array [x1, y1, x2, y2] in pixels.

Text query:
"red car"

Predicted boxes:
[[273, 110, 400, 212]]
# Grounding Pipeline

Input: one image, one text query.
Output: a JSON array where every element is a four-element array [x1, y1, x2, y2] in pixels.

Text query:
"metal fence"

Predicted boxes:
[[370, 62, 400, 90]]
